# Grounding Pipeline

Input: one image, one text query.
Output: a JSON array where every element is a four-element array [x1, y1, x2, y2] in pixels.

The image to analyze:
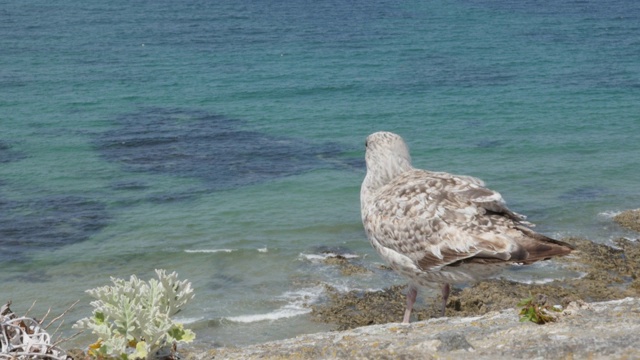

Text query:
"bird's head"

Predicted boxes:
[[362, 131, 413, 194]]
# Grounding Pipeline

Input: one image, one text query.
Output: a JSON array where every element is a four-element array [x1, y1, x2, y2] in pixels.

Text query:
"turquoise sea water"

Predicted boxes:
[[1, 0, 639, 347]]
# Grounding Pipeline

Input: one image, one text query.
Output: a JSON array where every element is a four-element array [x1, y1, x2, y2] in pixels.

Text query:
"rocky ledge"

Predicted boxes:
[[614, 209, 640, 232], [194, 297, 640, 359]]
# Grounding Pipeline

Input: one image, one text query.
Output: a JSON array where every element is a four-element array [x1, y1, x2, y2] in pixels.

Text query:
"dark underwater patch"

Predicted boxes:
[[96, 108, 360, 191], [0, 195, 110, 263], [108, 180, 151, 191], [0, 140, 26, 163], [0, 141, 101, 265], [559, 186, 608, 201], [12, 269, 53, 283], [475, 139, 507, 149]]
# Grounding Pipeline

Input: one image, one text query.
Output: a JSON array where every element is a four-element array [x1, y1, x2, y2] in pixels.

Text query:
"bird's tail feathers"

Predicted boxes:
[[515, 226, 575, 264]]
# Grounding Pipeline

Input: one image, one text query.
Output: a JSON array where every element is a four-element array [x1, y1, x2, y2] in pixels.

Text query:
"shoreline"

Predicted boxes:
[[184, 223, 640, 359], [186, 297, 640, 359]]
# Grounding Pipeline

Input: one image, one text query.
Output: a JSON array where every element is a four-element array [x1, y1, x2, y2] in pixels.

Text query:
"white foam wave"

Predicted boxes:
[[506, 271, 587, 285], [184, 249, 236, 253], [299, 252, 359, 262], [223, 287, 323, 324], [173, 316, 204, 324], [598, 210, 622, 219], [510, 278, 558, 285], [184, 248, 269, 254], [224, 307, 309, 323]]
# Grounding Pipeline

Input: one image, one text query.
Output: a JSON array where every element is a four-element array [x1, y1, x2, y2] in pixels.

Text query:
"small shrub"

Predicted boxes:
[[74, 269, 195, 360]]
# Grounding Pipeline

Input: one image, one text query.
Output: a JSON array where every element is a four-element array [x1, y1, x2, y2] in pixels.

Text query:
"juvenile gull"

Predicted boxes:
[[360, 131, 574, 323]]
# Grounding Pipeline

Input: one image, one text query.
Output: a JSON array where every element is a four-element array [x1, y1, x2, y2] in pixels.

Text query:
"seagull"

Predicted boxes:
[[360, 131, 574, 323]]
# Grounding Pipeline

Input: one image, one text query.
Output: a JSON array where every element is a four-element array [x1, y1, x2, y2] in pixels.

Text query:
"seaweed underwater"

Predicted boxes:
[[0, 140, 110, 264], [1, 108, 362, 265], [0, 192, 110, 265], [95, 107, 361, 193]]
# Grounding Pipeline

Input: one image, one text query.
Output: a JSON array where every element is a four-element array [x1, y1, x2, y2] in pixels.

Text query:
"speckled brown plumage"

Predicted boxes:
[[360, 131, 574, 323]]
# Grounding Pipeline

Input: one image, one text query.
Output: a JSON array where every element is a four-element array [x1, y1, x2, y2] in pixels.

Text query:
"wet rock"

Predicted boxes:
[[613, 209, 640, 232], [322, 255, 371, 276], [311, 285, 410, 330]]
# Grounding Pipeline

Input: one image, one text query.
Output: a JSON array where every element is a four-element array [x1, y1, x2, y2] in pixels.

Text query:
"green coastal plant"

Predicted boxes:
[[517, 294, 560, 325], [74, 269, 195, 360]]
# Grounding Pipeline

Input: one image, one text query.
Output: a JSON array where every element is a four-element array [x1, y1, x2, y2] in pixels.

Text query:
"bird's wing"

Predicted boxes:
[[363, 170, 527, 272], [428, 170, 529, 223]]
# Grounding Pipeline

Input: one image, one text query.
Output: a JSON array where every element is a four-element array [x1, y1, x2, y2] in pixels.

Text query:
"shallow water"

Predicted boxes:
[[1, 0, 639, 348]]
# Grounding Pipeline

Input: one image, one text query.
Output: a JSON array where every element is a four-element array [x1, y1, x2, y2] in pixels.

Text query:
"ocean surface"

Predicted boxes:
[[1, 0, 639, 348]]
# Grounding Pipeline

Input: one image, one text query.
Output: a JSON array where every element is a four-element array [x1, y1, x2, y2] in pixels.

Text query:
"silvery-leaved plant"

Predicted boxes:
[[74, 269, 195, 360]]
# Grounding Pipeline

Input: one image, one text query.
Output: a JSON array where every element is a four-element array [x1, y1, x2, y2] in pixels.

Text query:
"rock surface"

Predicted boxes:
[[614, 209, 640, 232], [191, 297, 640, 359]]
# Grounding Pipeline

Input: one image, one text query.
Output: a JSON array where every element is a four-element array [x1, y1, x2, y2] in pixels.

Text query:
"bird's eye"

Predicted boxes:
[[365, 140, 368, 148]]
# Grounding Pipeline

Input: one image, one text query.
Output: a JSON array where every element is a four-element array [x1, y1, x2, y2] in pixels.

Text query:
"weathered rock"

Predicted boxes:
[[614, 209, 640, 232], [322, 255, 371, 276], [195, 297, 640, 359]]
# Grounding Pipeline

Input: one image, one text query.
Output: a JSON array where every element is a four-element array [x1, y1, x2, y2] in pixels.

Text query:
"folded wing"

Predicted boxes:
[[363, 170, 573, 273]]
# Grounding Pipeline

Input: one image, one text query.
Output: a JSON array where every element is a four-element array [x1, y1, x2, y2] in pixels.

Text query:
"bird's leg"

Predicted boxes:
[[403, 285, 418, 324], [440, 283, 450, 317]]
